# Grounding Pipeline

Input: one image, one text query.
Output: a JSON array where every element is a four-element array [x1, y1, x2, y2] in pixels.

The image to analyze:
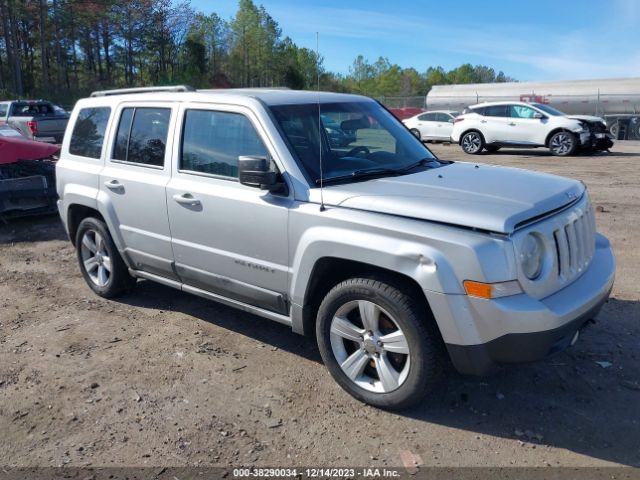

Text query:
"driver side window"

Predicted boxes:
[[510, 105, 537, 119]]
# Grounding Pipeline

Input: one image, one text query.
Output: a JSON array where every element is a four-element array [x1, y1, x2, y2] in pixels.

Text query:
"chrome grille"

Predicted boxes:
[[553, 205, 596, 281]]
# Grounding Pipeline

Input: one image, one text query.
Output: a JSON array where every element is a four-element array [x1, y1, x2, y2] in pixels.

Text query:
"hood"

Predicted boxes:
[[0, 136, 60, 165], [315, 162, 584, 234], [568, 115, 606, 123]]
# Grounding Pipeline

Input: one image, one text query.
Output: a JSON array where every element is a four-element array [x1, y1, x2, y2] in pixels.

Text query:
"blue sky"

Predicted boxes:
[[195, 0, 640, 81]]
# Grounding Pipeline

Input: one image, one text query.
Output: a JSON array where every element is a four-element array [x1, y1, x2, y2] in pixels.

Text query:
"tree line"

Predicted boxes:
[[0, 0, 515, 105]]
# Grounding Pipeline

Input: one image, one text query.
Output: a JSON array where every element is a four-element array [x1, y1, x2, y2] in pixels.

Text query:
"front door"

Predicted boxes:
[[166, 104, 291, 314], [507, 104, 549, 145], [100, 104, 178, 280]]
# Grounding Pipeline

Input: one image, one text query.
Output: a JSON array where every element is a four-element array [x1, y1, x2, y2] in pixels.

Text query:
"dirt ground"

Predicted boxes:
[[1, 141, 639, 470]]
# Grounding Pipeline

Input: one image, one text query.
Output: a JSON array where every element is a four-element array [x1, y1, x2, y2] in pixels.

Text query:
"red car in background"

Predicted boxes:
[[387, 107, 426, 120], [0, 124, 59, 220]]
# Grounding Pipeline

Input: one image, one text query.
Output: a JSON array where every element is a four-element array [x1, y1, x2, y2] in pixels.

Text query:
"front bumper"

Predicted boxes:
[[578, 130, 614, 151], [438, 233, 615, 375]]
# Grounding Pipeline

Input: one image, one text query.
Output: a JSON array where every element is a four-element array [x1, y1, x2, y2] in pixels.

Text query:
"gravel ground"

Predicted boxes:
[[0, 142, 639, 469]]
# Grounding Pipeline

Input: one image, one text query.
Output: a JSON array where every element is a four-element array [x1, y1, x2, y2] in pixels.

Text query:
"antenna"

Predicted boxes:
[[316, 31, 325, 212]]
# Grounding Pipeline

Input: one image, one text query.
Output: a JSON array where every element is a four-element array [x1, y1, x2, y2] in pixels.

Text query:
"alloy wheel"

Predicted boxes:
[[329, 300, 411, 393], [550, 133, 574, 155], [80, 229, 112, 287], [462, 132, 482, 153]]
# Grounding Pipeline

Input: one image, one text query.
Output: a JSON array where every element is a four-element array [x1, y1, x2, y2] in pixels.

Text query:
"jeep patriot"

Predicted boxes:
[[56, 86, 616, 409]]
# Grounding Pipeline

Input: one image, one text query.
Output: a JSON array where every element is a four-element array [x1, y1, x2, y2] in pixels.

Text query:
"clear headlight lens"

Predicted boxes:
[[520, 233, 545, 280]]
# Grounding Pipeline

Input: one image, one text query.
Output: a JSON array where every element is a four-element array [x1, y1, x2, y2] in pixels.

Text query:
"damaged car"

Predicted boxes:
[[452, 101, 614, 156], [0, 133, 59, 220]]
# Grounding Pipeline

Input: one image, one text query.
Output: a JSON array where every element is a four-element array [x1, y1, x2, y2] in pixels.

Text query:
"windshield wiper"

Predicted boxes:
[[315, 158, 438, 185]]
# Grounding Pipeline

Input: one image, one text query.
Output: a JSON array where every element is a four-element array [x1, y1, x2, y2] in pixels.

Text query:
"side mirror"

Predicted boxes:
[[238, 155, 286, 194], [533, 112, 544, 119]]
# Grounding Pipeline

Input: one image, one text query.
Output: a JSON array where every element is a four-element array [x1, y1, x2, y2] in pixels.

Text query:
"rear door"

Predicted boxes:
[[99, 103, 178, 280], [165, 103, 291, 314], [479, 105, 511, 143], [417, 113, 437, 138]]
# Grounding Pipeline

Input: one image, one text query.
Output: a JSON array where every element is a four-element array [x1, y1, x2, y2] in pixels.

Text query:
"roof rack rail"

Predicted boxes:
[[90, 85, 195, 97]]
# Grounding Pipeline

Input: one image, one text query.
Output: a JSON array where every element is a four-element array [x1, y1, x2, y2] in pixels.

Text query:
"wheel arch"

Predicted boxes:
[[458, 128, 485, 146], [545, 127, 574, 147], [67, 204, 105, 246], [298, 257, 439, 340]]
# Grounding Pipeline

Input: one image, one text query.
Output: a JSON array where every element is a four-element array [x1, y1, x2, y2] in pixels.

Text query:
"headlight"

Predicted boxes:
[[520, 233, 545, 280]]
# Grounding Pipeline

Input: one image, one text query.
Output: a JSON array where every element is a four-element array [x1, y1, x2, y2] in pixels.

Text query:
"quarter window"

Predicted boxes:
[[69, 107, 111, 159], [180, 110, 268, 178], [112, 107, 171, 167]]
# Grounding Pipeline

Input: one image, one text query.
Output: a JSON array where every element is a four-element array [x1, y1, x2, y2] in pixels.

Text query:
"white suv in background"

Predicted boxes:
[[451, 101, 613, 156], [402, 110, 459, 142]]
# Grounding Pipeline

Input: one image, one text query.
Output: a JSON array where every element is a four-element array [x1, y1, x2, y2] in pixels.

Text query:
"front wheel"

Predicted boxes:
[[460, 131, 484, 154], [316, 278, 443, 410], [410, 128, 421, 140], [549, 131, 577, 156]]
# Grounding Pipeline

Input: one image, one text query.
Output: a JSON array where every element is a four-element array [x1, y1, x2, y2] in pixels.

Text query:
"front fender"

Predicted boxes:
[[290, 227, 462, 307]]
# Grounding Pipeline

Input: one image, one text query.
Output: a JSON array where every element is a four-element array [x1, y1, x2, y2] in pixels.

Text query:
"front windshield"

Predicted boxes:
[[269, 101, 442, 184], [532, 103, 566, 116]]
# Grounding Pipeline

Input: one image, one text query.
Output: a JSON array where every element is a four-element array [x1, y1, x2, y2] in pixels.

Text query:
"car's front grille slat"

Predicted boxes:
[[552, 203, 595, 284]]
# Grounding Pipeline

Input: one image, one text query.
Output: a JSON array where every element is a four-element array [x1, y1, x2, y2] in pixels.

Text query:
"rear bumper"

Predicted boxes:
[[441, 233, 615, 375]]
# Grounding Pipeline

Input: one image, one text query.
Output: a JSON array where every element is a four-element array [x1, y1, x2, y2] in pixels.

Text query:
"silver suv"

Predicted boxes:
[[56, 86, 616, 409]]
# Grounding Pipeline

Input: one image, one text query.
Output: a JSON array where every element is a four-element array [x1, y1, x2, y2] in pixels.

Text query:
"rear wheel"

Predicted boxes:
[[410, 128, 421, 140], [460, 131, 484, 154], [549, 131, 577, 156], [75, 217, 136, 298], [316, 278, 444, 410]]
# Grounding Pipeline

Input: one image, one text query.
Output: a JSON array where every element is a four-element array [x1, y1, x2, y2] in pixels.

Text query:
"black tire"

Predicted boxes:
[[485, 145, 501, 153], [548, 131, 577, 156], [460, 130, 485, 154], [75, 217, 136, 298], [316, 277, 444, 410], [410, 128, 421, 140]]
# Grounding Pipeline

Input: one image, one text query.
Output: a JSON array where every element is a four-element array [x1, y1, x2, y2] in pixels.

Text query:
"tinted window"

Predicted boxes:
[[181, 110, 268, 178], [10, 101, 55, 116], [69, 107, 111, 159], [422, 113, 437, 121], [113, 107, 170, 167], [417, 114, 430, 121], [436, 113, 452, 122], [0, 104, 7, 117], [484, 105, 509, 117]]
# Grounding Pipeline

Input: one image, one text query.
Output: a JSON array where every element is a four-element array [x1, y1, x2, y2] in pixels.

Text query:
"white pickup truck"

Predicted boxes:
[[0, 100, 69, 144]]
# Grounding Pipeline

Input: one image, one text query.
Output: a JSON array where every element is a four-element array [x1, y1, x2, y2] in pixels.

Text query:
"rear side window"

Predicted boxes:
[[180, 110, 268, 178], [10, 102, 55, 116], [69, 107, 111, 159], [112, 107, 171, 167], [483, 105, 509, 117], [0, 104, 7, 117]]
